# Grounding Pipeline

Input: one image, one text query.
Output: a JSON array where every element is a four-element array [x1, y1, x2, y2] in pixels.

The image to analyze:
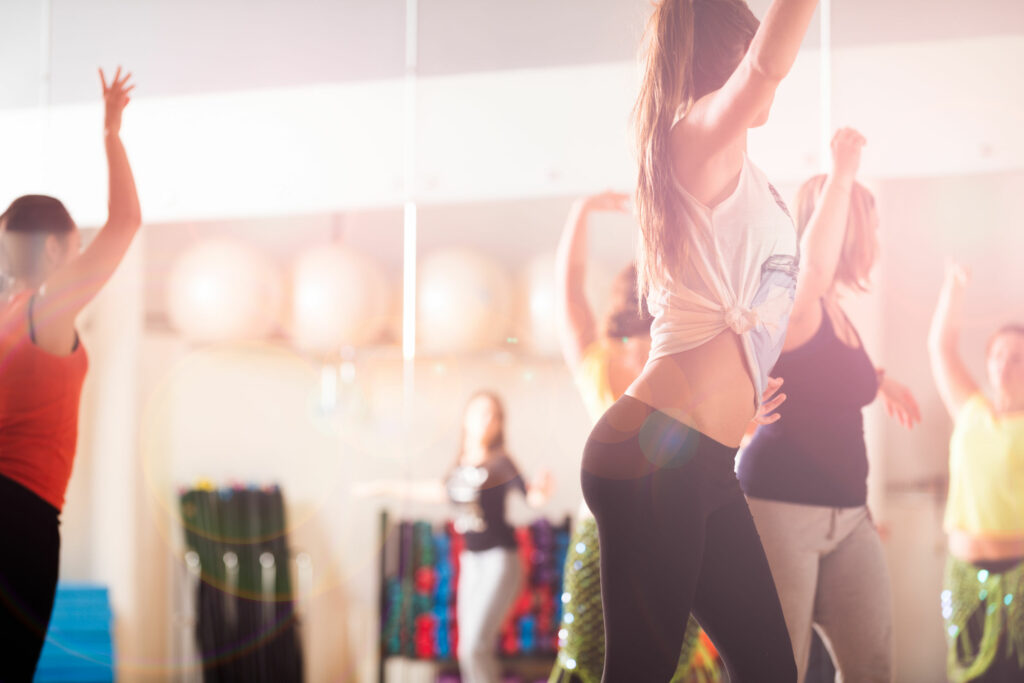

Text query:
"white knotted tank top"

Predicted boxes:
[[646, 154, 799, 403]]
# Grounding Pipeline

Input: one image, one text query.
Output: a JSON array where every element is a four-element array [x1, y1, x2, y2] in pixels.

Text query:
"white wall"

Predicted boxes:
[[57, 237, 146, 678], [4, 36, 1024, 225]]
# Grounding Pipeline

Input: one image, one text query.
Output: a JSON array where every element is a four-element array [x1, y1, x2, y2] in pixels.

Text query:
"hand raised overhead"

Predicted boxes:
[[830, 127, 866, 181], [99, 67, 135, 136]]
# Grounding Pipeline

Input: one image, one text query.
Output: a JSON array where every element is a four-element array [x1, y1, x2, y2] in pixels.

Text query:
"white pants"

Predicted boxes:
[[747, 498, 893, 683], [456, 547, 523, 683]]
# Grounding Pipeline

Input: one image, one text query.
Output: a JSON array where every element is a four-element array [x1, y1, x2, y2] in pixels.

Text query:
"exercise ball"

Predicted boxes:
[[289, 244, 390, 353], [418, 248, 512, 353], [166, 238, 283, 342], [516, 251, 615, 356]]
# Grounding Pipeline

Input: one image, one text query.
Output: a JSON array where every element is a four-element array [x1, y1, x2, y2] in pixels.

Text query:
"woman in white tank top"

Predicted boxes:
[[579, 1, 819, 681]]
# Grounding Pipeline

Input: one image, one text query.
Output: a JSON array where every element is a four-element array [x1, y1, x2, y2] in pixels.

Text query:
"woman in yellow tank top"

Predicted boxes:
[[929, 262, 1024, 682], [548, 192, 786, 683]]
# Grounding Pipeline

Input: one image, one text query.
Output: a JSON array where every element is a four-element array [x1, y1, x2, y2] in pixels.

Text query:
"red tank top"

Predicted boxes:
[[0, 291, 88, 511]]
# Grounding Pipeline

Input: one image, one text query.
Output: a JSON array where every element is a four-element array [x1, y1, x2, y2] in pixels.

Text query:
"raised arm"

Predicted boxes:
[[786, 129, 865, 348], [675, 0, 819, 165], [555, 192, 629, 369], [37, 68, 142, 329], [928, 264, 979, 418], [352, 479, 448, 505]]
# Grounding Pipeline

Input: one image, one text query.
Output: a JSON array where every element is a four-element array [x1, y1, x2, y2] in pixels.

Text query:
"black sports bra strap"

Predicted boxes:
[[27, 293, 80, 351], [28, 294, 38, 344], [818, 298, 831, 329], [814, 298, 838, 341], [820, 298, 865, 351]]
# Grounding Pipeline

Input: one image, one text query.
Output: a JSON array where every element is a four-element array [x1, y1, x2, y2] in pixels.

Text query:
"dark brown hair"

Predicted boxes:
[[634, 0, 759, 298], [454, 391, 506, 467], [793, 175, 879, 293], [1, 195, 75, 235], [0, 195, 77, 285], [604, 264, 654, 339]]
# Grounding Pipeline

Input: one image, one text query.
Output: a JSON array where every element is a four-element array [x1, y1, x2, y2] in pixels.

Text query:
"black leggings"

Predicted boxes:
[[0, 474, 60, 682], [581, 396, 796, 682]]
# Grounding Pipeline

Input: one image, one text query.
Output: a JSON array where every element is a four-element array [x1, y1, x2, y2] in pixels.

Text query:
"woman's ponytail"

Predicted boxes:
[[633, 0, 695, 301]]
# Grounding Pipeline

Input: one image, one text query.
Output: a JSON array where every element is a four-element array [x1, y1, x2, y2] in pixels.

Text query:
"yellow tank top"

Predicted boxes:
[[945, 394, 1024, 536], [575, 341, 618, 422]]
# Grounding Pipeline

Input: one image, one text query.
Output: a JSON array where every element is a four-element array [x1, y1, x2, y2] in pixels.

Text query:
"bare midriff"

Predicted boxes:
[[948, 530, 1024, 564], [625, 330, 756, 449]]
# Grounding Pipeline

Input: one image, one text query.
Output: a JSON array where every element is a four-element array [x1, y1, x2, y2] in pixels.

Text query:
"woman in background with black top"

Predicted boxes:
[[737, 128, 921, 683], [356, 391, 552, 683], [0, 68, 140, 679]]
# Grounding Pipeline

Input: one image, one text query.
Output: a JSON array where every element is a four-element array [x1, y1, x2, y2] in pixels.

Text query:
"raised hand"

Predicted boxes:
[[752, 376, 786, 425], [99, 67, 135, 136], [879, 376, 922, 429], [944, 261, 970, 291], [830, 127, 866, 182], [580, 191, 631, 214]]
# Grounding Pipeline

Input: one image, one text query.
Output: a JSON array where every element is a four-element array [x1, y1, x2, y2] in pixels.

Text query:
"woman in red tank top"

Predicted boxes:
[[0, 68, 141, 679]]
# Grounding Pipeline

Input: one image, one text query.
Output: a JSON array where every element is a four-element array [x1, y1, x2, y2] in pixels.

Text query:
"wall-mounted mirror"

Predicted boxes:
[[1, 2, 1022, 681]]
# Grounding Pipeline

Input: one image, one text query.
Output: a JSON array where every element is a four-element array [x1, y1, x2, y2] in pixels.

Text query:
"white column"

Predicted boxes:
[[79, 234, 146, 679]]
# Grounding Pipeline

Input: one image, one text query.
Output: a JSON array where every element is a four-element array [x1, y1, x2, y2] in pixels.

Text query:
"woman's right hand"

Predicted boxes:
[[830, 127, 866, 182]]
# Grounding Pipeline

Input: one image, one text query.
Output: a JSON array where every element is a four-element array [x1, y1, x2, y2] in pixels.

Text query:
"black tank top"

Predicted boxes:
[[446, 452, 526, 552], [737, 302, 879, 507]]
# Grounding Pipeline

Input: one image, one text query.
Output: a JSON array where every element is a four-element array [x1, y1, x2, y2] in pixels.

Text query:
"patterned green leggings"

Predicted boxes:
[[548, 517, 721, 683], [943, 555, 1024, 682]]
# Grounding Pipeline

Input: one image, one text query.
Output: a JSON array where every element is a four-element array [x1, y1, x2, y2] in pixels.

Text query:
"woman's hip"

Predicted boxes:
[[581, 395, 742, 518]]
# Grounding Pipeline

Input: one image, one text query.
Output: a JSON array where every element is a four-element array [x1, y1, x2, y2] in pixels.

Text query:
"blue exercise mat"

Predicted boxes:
[[34, 582, 114, 683]]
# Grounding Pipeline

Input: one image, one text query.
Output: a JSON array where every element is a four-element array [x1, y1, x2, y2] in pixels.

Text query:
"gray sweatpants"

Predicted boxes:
[[747, 498, 893, 683], [456, 547, 523, 683]]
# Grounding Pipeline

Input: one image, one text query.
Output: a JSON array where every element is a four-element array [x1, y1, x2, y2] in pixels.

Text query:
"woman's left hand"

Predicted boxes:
[[741, 377, 786, 448], [100, 66, 135, 136], [879, 376, 922, 429], [752, 376, 786, 426]]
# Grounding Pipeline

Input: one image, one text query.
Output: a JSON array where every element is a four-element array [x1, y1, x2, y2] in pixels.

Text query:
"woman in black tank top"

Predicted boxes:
[[737, 129, 922, 683], [741, 299, 878, 506], [354, 392, 553, 683]]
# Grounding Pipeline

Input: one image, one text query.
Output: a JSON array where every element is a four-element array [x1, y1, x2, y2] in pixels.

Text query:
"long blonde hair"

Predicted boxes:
[[794, 175, 880, 293], [633, 0, 759, 299]]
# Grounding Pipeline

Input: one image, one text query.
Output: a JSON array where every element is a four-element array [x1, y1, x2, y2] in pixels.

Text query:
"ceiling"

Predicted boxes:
[[2, 0, 1022, 108]]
